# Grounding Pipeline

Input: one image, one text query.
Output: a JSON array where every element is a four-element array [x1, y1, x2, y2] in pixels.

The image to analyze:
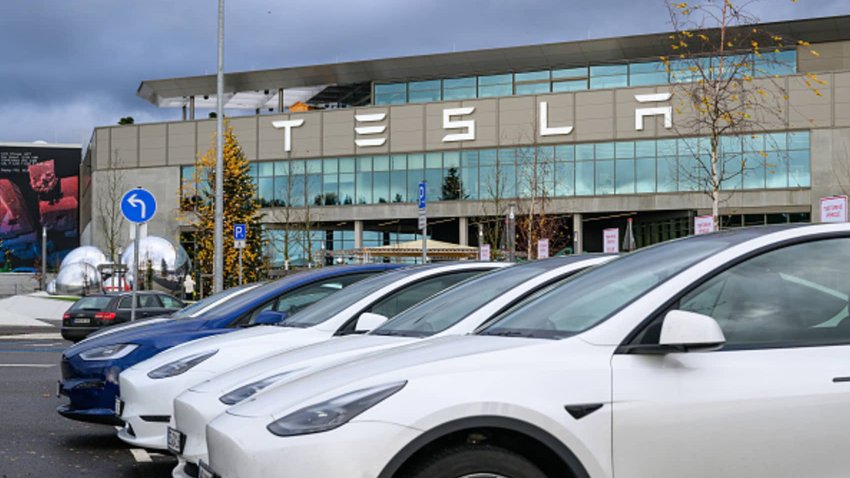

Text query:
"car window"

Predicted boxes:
[[373, 263, 583, 337], [675, 238, 850, 349], [480, 236, 735, 339], [139, 295, 163, 308], [69, 296, 112, 312], [118, 296, 132, 309], [159, 296, 184, 309], [244, 273, 378, 325], [368, 271, 485, 319]]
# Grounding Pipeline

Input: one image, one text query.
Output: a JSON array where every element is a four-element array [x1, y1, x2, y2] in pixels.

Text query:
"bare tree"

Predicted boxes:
[[96, 150, 126, 262], [477, 153, 510, 257], [663, 0, 823, 228], [515, 146, 558, 259]]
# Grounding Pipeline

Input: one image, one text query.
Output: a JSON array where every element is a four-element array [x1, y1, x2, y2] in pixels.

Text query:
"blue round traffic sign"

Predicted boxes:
[[121, 188, 157, 224]]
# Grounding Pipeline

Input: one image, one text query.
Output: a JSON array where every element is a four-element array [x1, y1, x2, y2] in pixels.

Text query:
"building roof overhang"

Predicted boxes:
[[137, 14, 850, 109]]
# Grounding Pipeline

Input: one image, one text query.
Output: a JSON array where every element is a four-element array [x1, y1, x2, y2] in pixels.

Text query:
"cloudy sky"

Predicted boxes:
[[0, 0, 847, 145]]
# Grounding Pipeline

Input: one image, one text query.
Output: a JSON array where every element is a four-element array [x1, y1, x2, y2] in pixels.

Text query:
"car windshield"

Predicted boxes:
[[170, 283, 260, 319], [480, 236, 740, 339], [283, 268, 417, 328], [69, 296, 112, 311], [372, 260, 587, 337]]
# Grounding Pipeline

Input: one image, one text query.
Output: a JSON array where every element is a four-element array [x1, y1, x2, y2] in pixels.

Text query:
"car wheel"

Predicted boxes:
[[402, 444, 549, 478]]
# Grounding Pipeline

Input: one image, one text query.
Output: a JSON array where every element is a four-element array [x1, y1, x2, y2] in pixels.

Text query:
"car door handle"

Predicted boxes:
[[833, 377, 850, 383]]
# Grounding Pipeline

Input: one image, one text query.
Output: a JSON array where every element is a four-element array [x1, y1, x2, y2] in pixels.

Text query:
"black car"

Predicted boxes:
[[61, 292, 186, 342]]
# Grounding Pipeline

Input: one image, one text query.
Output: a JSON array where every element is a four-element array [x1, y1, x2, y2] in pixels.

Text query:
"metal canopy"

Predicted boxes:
[[137, 15, 850, 109]]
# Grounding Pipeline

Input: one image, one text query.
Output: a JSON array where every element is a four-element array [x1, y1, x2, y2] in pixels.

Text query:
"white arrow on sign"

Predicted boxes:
[[128, 194, 146, 219]]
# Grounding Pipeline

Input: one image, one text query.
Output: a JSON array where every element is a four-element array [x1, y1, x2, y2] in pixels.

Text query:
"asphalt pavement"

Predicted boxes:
[[0, 333, 175, 477]]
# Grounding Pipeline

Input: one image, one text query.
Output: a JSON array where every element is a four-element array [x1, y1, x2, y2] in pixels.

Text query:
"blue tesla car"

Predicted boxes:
[[58, 264, 399, 425]]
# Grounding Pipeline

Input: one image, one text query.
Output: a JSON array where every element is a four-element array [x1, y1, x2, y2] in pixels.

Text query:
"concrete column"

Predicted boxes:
[[182, 104, 187, 121], [354, 221, 364, 249], [278, 88, 285, 113], [572, 213, 583, 254], [458, 217, 469, 246], [189, 96, 196, 120]]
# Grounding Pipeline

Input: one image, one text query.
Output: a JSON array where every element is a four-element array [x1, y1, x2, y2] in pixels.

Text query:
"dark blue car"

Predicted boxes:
[[58, 264, 399, 425]]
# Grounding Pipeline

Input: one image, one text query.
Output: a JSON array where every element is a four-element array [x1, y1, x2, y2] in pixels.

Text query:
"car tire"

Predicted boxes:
[[401, 444, 549, 478]]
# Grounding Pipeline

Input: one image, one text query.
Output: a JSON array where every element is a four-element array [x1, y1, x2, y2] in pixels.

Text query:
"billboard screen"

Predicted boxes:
[[0, 144, 80, 271]]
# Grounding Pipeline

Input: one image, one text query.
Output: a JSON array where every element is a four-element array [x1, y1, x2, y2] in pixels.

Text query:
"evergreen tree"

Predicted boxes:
[[441, 167, 464, 200], [186, 123, 264, 290]]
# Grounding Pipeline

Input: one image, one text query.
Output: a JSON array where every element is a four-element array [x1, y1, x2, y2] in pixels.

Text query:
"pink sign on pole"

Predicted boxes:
[[820, 196, 848, 223], [603, 228, 619, 253], [537, 239, 549, 259], [479, 244, 491, 261], [694, 215, 716, 235]]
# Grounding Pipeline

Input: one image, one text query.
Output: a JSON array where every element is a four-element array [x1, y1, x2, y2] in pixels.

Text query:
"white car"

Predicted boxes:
[[116, 262, 502, 450], [204, 223, 850, 478], [169, 255, 614, 477]]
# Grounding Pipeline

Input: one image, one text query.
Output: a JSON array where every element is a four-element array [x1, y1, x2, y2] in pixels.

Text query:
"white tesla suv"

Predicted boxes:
[[169, 255, 614, 477], [204, 223, 850, 478], [115, 262, 501, 450]]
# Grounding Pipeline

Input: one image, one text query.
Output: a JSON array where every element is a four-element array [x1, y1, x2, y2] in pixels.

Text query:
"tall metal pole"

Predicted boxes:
[[507, 204, 516, 262], [131, 223, 140, 321], [238, 248, 243, 286], [213, 0, 225, 293], [40, 227, 47, 290]]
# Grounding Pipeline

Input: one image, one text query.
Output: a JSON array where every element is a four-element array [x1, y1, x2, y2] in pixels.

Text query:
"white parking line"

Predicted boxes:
[[0, 333, 63, 340], [0, 364, 54, 368], [130, 448, 152, 463]]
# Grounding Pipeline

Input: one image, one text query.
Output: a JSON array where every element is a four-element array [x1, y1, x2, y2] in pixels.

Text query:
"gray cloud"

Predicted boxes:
[[0, 0, 847, 143]]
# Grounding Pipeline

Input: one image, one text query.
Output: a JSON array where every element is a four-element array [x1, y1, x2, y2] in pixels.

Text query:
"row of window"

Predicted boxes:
[[181, 131, 810, 208], [374, 50, 797, 105], [264, 229, 424, 266]]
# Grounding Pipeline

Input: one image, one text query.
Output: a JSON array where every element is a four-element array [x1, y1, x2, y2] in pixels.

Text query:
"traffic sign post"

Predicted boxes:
[[418, 181, 427, 264], [121, 188, 157, 321], [234, 224, 247, 285]]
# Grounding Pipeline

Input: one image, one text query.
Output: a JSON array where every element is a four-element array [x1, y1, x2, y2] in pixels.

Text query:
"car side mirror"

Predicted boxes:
[[657, 310, 726, 352], [355, 312, 389, 333], [254, 310, 288, 326]]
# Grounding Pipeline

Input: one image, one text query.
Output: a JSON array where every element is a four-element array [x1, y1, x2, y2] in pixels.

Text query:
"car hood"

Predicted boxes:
[[126, 325, 326, 372], [228, 334, 544, 419], [65, 317, 212, 357], [190, 334, 416, 395], [76, 317, 172, 344]]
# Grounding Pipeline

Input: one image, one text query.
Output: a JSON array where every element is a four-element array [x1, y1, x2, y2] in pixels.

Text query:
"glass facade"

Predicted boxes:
[[373, 50, 796, 105], [181, 131, 810, 208]]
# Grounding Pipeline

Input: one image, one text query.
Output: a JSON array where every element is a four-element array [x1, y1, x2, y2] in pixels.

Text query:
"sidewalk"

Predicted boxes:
[[0, 293, 75, 330]]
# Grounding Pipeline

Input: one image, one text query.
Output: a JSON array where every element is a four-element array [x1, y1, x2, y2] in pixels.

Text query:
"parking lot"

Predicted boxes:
[[0, 331, 173, 477]]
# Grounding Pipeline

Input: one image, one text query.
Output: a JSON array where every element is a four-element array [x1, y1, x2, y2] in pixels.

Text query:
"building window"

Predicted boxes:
[[249, 131, 810, 208], [371, 50, 796, 105]]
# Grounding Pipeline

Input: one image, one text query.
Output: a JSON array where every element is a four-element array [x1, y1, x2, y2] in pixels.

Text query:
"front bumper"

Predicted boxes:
[[206, 413, 420, 478], [118, 367, 216, 450], [172, 390, 227, 467], [57, 356, 124, 425]]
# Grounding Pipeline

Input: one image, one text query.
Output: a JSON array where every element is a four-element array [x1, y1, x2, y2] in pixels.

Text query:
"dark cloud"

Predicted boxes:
[[0, 0, 847, 144]]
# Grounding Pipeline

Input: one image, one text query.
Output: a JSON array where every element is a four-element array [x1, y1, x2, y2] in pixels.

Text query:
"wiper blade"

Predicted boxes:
[[481, 330, 532, 338], [371, 330, 413, 337]]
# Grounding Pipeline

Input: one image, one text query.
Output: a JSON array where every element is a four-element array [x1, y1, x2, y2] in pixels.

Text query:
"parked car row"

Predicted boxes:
[[59, 223, 850, 478]]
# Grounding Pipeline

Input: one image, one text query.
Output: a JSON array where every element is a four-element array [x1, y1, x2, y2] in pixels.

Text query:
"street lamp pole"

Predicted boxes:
[[213, 0, 225, 293]]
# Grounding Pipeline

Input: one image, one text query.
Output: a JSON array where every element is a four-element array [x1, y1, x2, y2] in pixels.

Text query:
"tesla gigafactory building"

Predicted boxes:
[[80, 15, 850, 267]]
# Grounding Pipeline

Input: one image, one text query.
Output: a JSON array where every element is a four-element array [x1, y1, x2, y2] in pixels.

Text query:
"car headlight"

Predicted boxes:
[[219, 370, 299, 405], [147, 350, 218, 379], [79, 344, 138, 361], [266, 381, 406, 437]]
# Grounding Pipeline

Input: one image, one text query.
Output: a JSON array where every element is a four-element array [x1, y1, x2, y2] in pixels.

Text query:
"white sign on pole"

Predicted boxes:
[[820, 196, 849, 223], [603, 228, 620, 254], [234, 240, 246, 249], [537, 239, 550, 259], [694, 215, 716, 235], [479, 244, 491, 261]]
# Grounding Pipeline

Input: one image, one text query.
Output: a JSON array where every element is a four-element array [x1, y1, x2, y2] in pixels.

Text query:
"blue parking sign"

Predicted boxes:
[[234, 224, 247, 241], [418, 182, 426, 210]]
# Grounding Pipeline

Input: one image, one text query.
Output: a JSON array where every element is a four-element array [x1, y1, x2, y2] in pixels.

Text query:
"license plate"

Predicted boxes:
[[199, 461, 218, 478], [74, 318, 91, 325], [115, 397, 123, 417], [167, 427, 185, 455]]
